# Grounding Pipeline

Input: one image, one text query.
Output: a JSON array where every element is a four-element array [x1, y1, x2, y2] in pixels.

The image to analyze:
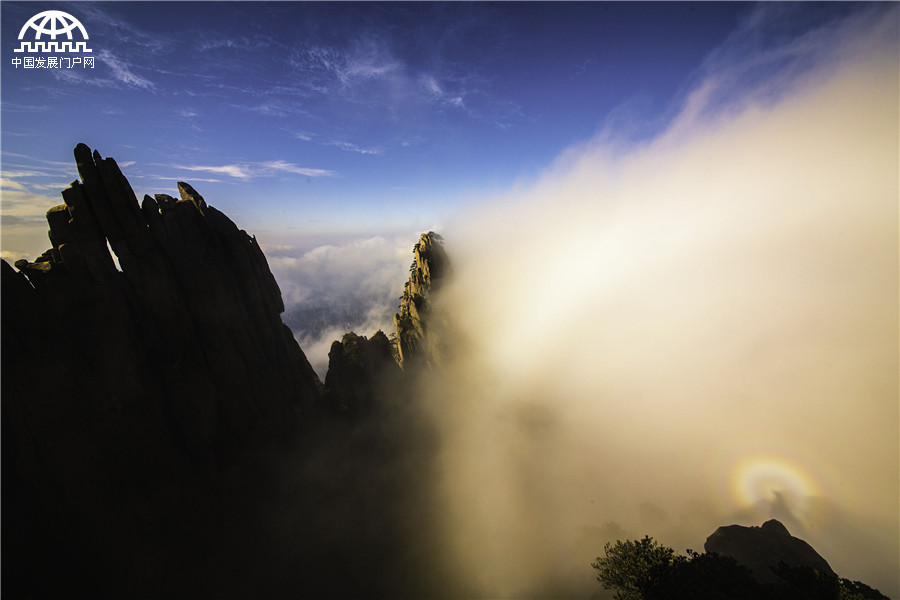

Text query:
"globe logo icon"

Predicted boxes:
[[19, 11, 88, 40], [15, 10, 92, 53]]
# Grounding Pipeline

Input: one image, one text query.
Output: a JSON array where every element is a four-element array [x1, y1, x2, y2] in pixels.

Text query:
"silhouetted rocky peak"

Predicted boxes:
[[393, 231, 448, 370], [705, 519, 835, 585], [321, 330, 403, 416], [2, 144, 322, 595]]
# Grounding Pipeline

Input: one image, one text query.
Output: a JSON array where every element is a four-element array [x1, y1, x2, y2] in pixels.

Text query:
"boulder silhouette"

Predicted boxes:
[[704, 519, 836, 585]]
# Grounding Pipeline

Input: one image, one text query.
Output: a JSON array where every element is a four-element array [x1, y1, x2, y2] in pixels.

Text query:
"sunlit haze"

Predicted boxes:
[[431, 6, 898, 595], [2, 2, 897, 598]]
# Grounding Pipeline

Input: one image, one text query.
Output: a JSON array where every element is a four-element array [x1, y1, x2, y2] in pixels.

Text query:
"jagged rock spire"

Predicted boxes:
[[393, 231, 448, 371], [3, 145, 323, 542]]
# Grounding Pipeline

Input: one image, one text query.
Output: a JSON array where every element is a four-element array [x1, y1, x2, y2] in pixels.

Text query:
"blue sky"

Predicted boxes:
[[0, 0, 890, 360], [1, 1, 849, 260]]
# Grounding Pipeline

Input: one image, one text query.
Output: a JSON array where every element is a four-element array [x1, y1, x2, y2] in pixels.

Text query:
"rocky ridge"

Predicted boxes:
[[321, 330, 404, 416], [2, 144, 322, 597], [392, 231, 448, 370], [4, 145, 320, 461], [705, 519, 836, 585], [316, 232, 448, 418], [2, 145, 452, 599]]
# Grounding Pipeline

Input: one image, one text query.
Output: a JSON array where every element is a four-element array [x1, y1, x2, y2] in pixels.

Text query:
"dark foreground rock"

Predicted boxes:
[[698, 520, 889, 598], [2, 146, 459, 599], [2, 145, 322, 597], [322, 330, 404, 416], [704, 519, 835, 585]]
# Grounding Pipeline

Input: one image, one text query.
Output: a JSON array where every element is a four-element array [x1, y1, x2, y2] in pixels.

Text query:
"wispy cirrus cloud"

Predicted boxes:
[[0, 187, 60, 218], [419, 74, 465, 109], [31, 182, 80, 192], [49, 50, 156, 90], [246, 100, 313, 118], [0, 162, 74, 221], [75, 4, 174, 54], [198, 35, 275, 53], [151, 175, 222, 183], [293, 132, 383, 156], [179, 164, 253, 179], [0, 178, 28, 192], [176, 161, 337, 180], [302, 39, 526, 130], [1, 154, 77, 184], [97, 49, 155, 90], [1, 170, 44, 179], [261, 161, 338, 178], [2, 103, 52, 113], [325, 141, 383, 155], [289, 33, 522, 130], [303, 41, 403, 88]]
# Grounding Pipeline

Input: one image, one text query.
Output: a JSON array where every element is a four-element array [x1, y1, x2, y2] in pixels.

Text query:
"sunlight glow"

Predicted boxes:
[[730, 454, 821, 516]]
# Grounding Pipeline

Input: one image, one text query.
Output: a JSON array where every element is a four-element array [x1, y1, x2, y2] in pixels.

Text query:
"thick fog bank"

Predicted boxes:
[[425, 6, 898, 598]]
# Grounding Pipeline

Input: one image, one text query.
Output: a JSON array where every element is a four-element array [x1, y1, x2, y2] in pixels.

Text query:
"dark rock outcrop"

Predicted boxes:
[[393, 231, 448, 370], [1, 144, 321, 597], [2, 147, 455, 598], [321, 330, 404, 416], [704, 519, 836, 585]]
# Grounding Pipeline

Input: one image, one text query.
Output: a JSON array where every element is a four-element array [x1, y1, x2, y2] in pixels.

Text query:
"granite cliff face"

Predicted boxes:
[[393, 231, 448, 370], [705, 519, 836, 585], [2, 144, 322, 596]]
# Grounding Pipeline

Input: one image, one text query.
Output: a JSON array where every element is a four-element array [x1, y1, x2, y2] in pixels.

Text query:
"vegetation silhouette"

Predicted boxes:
[[592, 536, 890, 600]]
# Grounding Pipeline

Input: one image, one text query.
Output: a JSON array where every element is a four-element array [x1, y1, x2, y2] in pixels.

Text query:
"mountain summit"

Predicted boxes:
[[705, 519, 836, 585], [393, 231, 448, 371], [2, 144, 323, 596]]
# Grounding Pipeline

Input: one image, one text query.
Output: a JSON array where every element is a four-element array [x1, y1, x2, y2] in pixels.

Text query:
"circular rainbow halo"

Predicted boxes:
[[729, 453, 823, 522]]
